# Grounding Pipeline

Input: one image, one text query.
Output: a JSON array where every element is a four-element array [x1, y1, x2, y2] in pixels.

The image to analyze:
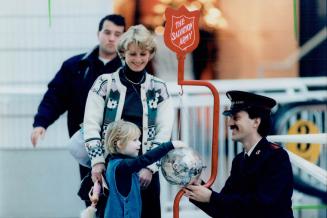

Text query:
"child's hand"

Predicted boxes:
[[172, 140, 187, 148]]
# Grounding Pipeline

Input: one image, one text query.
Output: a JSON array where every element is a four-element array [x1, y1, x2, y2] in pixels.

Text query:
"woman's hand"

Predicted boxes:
[[172, 140, 187, 148], [139, 168, 153, 189], [91, 163, 105, 183]]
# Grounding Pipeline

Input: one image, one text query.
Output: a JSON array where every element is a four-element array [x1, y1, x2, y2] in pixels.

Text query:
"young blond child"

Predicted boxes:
[[103, 120, 185, 218]]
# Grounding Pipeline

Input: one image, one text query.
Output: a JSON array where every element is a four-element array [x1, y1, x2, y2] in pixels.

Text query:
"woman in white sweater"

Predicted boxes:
[[83, 24, 174, 218]]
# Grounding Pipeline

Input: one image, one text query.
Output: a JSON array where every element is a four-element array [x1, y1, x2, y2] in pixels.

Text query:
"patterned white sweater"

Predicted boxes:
[[83, 69, 174, 173]]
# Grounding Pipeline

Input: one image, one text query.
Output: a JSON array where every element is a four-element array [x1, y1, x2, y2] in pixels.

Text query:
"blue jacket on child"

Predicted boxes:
[[104, 142, 174, 218]]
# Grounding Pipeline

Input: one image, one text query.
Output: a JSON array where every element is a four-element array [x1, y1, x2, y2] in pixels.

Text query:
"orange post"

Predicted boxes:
[[164, 6, 220, 218]]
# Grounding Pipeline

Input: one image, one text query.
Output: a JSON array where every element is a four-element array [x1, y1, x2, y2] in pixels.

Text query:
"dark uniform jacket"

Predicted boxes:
[[192, 137, 294, 218], [33, 46, 122, 137]]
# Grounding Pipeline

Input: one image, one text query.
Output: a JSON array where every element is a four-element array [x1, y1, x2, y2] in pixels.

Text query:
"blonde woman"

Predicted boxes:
[[83, 24, 174, 217]]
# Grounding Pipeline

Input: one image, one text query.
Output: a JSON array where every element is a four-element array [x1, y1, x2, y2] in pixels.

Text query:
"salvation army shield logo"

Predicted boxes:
[[164, 6, 200, 54], [170, 15, 195, 50]]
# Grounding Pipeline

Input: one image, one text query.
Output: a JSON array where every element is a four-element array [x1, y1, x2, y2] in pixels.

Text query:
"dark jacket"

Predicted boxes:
[[33, 46, 122, 136], [192, 138, 294, 218]]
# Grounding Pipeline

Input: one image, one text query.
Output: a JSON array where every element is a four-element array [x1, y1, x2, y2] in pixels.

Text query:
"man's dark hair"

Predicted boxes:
[[246, 107, 272, 137], [98, 14, 125, 31]]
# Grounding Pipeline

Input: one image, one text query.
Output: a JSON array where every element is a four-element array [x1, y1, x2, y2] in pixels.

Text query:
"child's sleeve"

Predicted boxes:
[[119, 141, 174, 174]]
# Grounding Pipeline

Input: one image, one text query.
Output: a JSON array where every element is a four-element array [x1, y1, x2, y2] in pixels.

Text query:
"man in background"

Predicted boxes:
[[31, 14, 125, 180]]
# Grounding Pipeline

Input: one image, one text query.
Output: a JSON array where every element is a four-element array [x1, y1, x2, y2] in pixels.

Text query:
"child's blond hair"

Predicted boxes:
[[104, 120, 141, 155]]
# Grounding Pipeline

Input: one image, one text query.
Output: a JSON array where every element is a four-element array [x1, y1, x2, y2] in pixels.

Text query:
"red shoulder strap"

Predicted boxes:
[[270, 143, 281, 150]]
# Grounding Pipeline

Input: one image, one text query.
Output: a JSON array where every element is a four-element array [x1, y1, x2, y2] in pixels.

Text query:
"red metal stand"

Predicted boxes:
[[163, 6, 220, 218]]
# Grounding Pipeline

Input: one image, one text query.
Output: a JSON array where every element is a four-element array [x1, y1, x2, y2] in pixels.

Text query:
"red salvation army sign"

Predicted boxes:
[[164, 6, 200, 54]]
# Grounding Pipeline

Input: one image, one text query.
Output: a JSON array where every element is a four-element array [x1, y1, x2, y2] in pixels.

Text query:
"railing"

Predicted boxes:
[[268, 133, 327, 186], [267, 134, 327, 218], [0, 77, 326, 218], [162, 77, 327, 217]]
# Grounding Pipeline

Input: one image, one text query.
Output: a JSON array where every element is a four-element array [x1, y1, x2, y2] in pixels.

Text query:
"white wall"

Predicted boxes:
[[0, 1, 114, 217], [0, 0, 113, 84]]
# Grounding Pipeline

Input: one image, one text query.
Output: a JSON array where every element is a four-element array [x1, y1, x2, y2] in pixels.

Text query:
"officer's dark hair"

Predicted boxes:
[[98, 14, 126, 32], [245, 107, 272, 137]]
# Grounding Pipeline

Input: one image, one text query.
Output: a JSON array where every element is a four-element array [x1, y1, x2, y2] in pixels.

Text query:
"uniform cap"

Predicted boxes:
[[223, 90, 276, 116]]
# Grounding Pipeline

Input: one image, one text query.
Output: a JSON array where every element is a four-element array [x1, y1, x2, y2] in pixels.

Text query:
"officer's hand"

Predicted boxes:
[[172, 140, 187, 148], [139, 168, 153, 189], [31, 127, 46, 147], [189, 173, 202, 185], [91, 163, 105, 183], [183, 184, 212, 203]]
